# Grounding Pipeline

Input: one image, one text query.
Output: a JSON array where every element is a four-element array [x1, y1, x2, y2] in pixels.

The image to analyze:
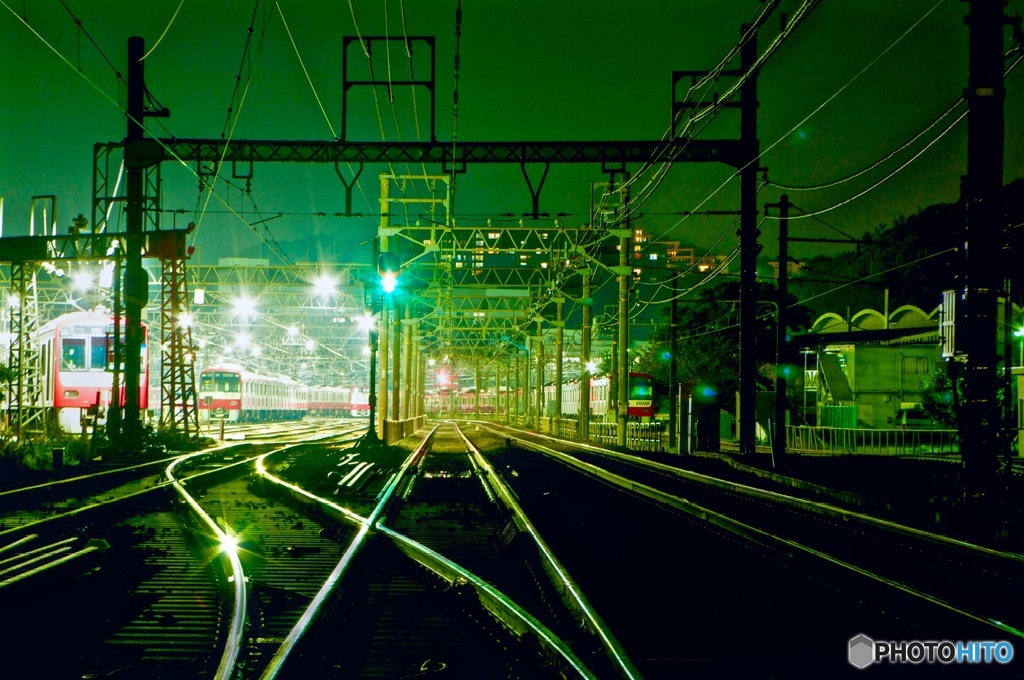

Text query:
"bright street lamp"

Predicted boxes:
[[231, 295, 257, 323]]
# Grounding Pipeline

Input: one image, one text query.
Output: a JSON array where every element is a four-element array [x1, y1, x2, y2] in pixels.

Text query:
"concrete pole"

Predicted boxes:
[[403, 312, 413, 420], [960, 0, 1005, 492], [580, 271, 592, 440], [391, 300, 401, 422], [554, 298, 564, 433], [378, 173, 390, 439], [535, 319, 545, 432], [616, 226, 630, 448], [738, 23, 761, 455]]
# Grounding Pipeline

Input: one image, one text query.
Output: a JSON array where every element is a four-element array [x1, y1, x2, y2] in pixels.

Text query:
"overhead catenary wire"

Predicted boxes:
[[1, 0, 280, 263], [764, 46, 1024, 220], [610, 0, 821, 231], [138, 0, 185, 62], [623, 0, 940, 276]]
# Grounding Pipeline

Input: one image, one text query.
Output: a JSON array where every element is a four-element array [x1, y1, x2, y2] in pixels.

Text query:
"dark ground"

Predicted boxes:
[[653, 447, 1024, 554]]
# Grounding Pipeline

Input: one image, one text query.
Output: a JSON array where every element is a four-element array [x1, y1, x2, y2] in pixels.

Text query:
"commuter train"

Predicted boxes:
[[198, 365, 307, 422], [550, 372, 656, 421], [423, 387, 499, 415], [424, 372, 657, 420], [305, 385, 371, 418], [37, 310, 150, 433], [198, 365, 371, 422]]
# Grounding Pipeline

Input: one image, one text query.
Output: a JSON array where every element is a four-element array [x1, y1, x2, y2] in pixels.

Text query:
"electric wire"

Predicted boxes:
[[0, 0, 204, 236], [191, 1, 296, 265], [56, 0, 125, 83], [769, 47, 1024, 221], [139, 0, 185, 62], [276, 1, 336, 139], [607, 0, 820, 241], [794, 247, 958, 308]]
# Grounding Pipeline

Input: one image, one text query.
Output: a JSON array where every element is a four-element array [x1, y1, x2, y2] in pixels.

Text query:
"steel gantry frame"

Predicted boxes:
[[93, 30, 758, 447], [1, 227, 195, 442], [184, 262, 371, 386]]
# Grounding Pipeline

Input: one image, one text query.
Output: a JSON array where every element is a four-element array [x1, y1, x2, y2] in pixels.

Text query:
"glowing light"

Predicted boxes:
[[234, 332, 251, 350], [71, 271, 92, 291], [436, 370, 451, 388], [381, 271, 397, 294], [98, 263, 114, 288], [219, 533, 238, 555], [304, 339, 315, 352], [313, 274, 337, 298], [585, 361, 598, 374], [231, 295, 257, 322], [286, 326, 299, 337], [357, 313, 374, 331], [193, 288, 205, 305], [178, 312, 192, 329]]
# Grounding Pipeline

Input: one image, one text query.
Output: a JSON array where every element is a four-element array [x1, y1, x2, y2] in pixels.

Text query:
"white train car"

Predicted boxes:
[[198, 365, 307, 422]]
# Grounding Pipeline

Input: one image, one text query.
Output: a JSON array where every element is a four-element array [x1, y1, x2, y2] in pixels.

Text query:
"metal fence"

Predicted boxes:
[[784, 425, 959, 456]]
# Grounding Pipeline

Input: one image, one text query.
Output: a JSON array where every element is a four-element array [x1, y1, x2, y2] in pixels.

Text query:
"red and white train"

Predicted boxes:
[[305, 385, 371, 418], [198, 365, 307, 423], [37, 310, 150, 433], [198, 364, 371, 422]]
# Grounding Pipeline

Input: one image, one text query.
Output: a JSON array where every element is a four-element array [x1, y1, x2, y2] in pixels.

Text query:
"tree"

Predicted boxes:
[[636, 279, 812, 412], [920, 366, 959, 428], [788, 179, 1024, 319]]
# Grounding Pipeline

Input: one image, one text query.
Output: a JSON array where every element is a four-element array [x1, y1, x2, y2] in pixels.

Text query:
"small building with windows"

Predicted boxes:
[[797, 305, 943, 429]]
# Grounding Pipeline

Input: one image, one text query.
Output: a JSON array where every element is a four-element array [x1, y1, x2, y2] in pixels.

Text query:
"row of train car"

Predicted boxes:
[[424, 372, 657, 421], [30, 311, 655, 432], [198, 367, 370, 422], [30, 311, 370, 432]]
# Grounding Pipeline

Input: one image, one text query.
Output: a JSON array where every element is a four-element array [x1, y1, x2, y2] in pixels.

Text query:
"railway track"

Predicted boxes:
[[8, 416, 1017, 677], [471, 422, 1024, 676], [0, 422, 615, 678]]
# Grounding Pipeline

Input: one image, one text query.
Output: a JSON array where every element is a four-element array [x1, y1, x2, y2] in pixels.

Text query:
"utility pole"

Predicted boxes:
[[766, 195, 790, 463], [738, 24, 761, 455], [123, 37, 167, 452], [359, 236, 382, 449], [614, 179, 631, 448], [669, 275, 679, 451], [580, 271, 592, 441], [960, 0, 1005, 493]]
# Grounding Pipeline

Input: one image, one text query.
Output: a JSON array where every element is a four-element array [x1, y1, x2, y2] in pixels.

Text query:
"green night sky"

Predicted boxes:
[[2, 1, 1023, 269]]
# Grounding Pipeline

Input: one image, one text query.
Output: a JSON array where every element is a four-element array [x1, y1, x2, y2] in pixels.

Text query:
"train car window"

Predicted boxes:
[[61, 338, 87, 370], [91, 335, 108, 371]]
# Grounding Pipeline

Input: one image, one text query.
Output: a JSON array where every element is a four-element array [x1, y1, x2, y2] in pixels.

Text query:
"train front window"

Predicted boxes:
[[628, 376, 652, 398], [61, 338, 87, 371], [201, 372, 240, 393]]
